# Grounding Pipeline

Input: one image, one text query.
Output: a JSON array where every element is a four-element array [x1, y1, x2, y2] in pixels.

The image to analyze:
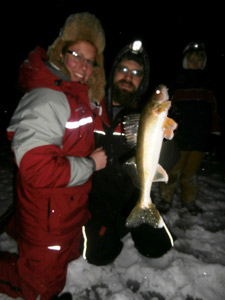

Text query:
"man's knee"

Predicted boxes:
[[131, 224, 174, 258], [83, 222, 123, 266]]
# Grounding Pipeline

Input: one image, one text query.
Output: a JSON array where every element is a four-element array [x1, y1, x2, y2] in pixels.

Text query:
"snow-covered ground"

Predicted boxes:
[[0, 140, 225, 300]]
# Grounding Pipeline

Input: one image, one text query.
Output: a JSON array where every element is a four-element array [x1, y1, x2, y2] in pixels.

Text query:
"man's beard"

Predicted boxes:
[[112, 80, 136, 108]]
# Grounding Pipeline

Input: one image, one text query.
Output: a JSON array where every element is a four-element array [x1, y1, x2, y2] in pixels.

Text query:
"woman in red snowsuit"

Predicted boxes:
[[0, 12, 107, 300]]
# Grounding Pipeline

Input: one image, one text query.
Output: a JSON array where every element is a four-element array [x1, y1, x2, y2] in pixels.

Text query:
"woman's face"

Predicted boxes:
[[62, 41, 96, 83], [186, 52, 205, 70]]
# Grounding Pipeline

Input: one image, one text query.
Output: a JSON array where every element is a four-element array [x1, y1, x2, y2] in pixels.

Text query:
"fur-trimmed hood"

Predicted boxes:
[[47, 12, 106, 103]]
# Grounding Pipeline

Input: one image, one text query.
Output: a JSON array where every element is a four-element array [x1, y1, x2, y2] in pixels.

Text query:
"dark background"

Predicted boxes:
[[1, 1, 225, 143]]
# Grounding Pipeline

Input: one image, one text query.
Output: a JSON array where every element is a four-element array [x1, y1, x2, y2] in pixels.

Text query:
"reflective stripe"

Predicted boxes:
[[82, 226, 87, 260], [162, 221, 174, 247], [94, 130, 124, 136], [94, 130, 106, 135], [66, 116, 93, 129], [113, 132, 125, 136], [47, 245, 61, 251]]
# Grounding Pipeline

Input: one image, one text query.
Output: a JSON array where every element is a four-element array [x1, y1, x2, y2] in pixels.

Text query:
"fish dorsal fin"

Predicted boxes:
[[163, 116, 178, 130], [123, 114, 140, 148], [153, 164, 168, 183], [164, 128, 175, 140], [122, 156, 140, 188], [163, 117, 178, 140]]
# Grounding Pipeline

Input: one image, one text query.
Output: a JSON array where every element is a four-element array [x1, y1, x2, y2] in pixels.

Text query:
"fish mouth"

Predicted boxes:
[[152, 86, 169, 104]]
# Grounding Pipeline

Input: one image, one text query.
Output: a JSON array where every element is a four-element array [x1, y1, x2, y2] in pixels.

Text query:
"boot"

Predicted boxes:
[[159, 151, 188, 207], [159, 172, 180, 213], [157, 198, 171, 214], [180, 151, 205, 204], [181, 201, 203, 215], [181, 174, 199, 203], [159, 176, 178, 203]]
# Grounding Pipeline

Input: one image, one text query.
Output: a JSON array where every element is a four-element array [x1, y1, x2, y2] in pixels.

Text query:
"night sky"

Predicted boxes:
[[2, 1, 225, 136]]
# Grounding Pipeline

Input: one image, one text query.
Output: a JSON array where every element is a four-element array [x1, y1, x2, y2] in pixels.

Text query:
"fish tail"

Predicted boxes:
[[126, 202, 164, 229]]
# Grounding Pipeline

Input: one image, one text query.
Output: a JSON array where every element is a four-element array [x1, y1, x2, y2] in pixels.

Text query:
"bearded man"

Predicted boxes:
[[83, 41, 179, 265]]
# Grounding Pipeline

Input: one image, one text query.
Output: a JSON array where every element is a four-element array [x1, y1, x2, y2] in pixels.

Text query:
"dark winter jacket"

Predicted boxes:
[[168, 69, 221, 152], [89, 44, 179, 226], [7, 47, 96, 246], [89, 48, 149, 224]]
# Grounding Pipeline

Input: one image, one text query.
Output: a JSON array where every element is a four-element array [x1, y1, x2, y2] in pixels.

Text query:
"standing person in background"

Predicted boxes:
[[159, 42, 222, 215], [83, 40, 179, 266], [0, 12, 107, 300]]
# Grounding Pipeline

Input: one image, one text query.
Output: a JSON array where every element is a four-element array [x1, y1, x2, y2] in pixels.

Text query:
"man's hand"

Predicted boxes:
[[90, 147, 107, 171]]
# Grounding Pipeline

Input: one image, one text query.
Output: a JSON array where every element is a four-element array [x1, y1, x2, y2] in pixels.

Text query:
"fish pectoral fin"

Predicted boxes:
[[153, 164, 168, 183], [122, 156, 140, 188]]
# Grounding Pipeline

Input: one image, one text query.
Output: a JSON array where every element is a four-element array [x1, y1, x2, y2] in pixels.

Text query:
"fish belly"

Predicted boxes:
[[137, 115, 165, 208]]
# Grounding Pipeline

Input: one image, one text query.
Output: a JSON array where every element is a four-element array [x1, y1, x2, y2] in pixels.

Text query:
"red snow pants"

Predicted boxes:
[[0, 231, 82, 300]]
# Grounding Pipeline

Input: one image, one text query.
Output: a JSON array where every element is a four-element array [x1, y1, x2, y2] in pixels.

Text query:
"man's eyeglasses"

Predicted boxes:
[[116, 66, 143, 78], [67, 50, 96, 67]]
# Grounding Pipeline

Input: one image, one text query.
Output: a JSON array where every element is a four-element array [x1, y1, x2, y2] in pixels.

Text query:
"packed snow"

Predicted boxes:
[[0, 140, 225, 300]]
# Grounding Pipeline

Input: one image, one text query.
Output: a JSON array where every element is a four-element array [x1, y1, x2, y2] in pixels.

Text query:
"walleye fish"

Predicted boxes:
[[124, 85, 177, 233]]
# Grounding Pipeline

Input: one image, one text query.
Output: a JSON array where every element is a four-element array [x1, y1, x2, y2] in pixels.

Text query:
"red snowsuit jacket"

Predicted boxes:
[[7, 47, 96, 248]]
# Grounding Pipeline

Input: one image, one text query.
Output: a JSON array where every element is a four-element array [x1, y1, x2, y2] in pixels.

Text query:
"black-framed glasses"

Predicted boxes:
[[67, 50, 96, 67], [116, 66, 143, 78]]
